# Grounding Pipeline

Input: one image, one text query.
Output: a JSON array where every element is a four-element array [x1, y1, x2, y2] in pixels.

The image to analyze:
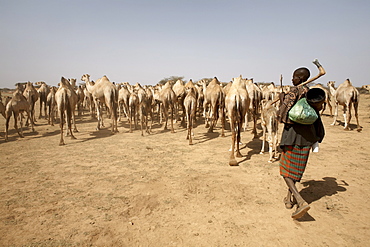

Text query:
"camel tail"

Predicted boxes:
[[65, 93, 72, 123], [111, 89, 118, 120], [235, 95, 242, 124], [351, 90, 359, 104]]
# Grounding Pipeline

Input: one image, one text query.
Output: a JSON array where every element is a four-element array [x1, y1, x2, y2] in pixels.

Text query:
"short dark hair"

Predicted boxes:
[[294, 67, 310, 82]]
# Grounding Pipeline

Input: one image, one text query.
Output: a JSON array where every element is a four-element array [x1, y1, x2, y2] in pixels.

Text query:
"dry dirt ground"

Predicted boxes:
[[1, 93, 370, 246]]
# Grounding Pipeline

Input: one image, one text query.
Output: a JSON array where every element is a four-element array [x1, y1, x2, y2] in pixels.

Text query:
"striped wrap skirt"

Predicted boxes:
[[279, 145, 311, 182]]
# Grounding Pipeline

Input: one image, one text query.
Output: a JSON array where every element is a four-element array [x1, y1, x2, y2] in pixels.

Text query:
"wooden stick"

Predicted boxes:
[[299, 59, 326, 86]]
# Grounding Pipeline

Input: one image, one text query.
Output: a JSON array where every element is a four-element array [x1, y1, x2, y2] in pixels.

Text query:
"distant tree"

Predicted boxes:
[[158, 76, 185, 85]]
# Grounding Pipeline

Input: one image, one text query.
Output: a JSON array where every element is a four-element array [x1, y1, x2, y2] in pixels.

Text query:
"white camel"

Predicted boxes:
[[5, 87, 35, 141], [81, 74, 119, 133], [225, 75, 250, 166], [36, 81, 50, 119], [56, 77, 77, 145], [327, 80, 361, 131]]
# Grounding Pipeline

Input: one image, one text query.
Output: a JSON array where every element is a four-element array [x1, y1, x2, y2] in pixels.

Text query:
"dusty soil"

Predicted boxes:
[[1, 93, 370, 246]]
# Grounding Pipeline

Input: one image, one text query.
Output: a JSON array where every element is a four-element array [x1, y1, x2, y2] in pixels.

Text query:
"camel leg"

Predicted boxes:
[[28, 110, 35, 132], [229, 119, 238, 166], [129, 110, 133, 133], [188, 117, 193, 145], [59, 110, 65, 145], [343, 104, 349, 130], [354, 102, 361, 132], [68, 115, 76, 140], [170, 106, 175, 133], [39, 102, 42, 119], [331, 103, 339, 126], [220, 107, 225, 137], [260, 125, 266, 154], [95, 101, 102, 130], [236, 122, 243, 158], [72, 110, 78, 132], [252, 112, 258, 139], [5, 115, 11, 141], [15, 112, 24, 138]]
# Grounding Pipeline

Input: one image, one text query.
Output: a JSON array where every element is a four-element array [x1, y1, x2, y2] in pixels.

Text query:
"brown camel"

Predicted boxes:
[[225, 75, 250, 166], [310, 83, 333, 116], [76, 85, 85, 116], [159, 81, 177, 133], [82, 84, 95, 117], [201, 77, 225, 136], [23, 81, 39, 126], [135, 83, 151, 136], [36, 81, 50, 119], [118, 83, 131, 122], [327, 80, 361, 131], [184, 86, 198, 145], [260, 99, 279, 163], [244, 78, 262, 138], [46, 86, 57, 126], [81, 74, 119, 133], [55, 77, 77, 145], [172, 79, 186, 125], [0, 101, 5, 118], [128, 91, 139, 133], [5, 88, 35, 141]]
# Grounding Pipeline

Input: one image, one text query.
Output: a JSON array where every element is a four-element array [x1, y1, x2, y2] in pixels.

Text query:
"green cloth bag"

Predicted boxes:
[[288, 98, 318, 125]]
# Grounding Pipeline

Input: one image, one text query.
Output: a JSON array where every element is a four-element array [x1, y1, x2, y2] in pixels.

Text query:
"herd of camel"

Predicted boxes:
[[0, 73, 367, 165]]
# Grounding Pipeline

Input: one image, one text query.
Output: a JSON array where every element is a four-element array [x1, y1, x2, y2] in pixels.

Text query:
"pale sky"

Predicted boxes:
[[1, 0, 369, 88]]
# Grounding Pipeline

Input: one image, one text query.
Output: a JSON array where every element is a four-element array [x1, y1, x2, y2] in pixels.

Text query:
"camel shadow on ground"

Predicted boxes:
[[332, 120, 362, 130]]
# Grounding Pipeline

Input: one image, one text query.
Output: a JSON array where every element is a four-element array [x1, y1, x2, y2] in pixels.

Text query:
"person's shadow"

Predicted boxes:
[[300, 177, 348, 204], [294, 177, 348, 222]]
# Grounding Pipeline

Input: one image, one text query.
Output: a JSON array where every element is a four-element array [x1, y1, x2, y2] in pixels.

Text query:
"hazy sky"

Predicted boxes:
[[1, 0, 369, 88]]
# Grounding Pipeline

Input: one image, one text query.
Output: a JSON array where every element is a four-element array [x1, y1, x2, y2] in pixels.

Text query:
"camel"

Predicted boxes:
[[82, 84, 95, 117], [36, 81, 50, 119], [55, 77, 78, 145], [118, 83, 131, 122], [158, 81, 177, 133], [362, 84, 370, 92], [76, 85, 85, 116], [201, 77, 225, 137], [183, 86, 198, 145], [144, 85, 155, 131], [0, 101, 5, 118], [184, 79, 199, 120], [260, 99, 279, 163], [310, 83, 333, 116], [261, 82, 278, 101], [225, 75, 250, 166], [23, 81, 39, 126], [172, 79, 186, 125], [327, 80, 361, 131], [81, 74, 119, 133], [244, 78, 263, 138], [46, 86, 57, 126], [5, 87, 35, 141], [135, 83, 151, 136], [128, 91, 139, 133], [195, 81, 204, 119]]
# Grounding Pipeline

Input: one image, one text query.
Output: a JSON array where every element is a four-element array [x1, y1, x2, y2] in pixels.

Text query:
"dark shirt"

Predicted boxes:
[[280, 118, 325, 147], [278, 85, 325, 147]]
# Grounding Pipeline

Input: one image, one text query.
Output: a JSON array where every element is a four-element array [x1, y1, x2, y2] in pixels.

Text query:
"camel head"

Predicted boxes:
[[81, 74, 90, 82], [327, 81, 336, 88], [361, 84, 370, 91], [60, 77, 70, 87]]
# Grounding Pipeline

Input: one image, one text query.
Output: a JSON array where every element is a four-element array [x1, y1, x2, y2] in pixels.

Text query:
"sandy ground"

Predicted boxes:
[[0, 93, 370, 246]]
